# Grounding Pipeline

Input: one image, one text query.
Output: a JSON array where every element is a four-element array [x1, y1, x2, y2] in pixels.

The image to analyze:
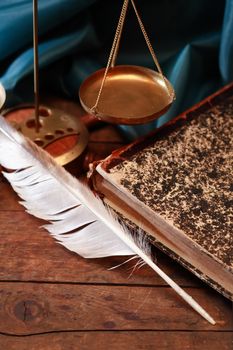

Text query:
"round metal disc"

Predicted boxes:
[[79, 65, 175, 125], [2, 105, 89, 166]]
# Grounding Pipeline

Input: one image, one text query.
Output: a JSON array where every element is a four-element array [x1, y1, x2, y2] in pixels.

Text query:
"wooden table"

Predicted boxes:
[[0, 97, 232, 350]]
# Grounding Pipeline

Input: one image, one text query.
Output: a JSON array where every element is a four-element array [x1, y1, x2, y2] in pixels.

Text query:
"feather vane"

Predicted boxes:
[[0, 116, 215, 324]]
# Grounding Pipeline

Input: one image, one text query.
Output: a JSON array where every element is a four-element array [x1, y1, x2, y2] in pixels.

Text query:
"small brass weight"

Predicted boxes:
[[79, 0, 175, 125]]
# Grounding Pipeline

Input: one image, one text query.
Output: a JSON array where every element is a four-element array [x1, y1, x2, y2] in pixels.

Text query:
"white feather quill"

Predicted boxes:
[[0, 116, 215, 325]]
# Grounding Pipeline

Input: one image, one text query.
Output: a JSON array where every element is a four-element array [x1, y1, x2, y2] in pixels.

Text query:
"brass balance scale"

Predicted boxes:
[[2, 0, 175, 165]]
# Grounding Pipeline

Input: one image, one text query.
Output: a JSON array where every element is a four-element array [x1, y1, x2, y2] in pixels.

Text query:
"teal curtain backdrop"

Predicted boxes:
[[0, 0, 232, 138]]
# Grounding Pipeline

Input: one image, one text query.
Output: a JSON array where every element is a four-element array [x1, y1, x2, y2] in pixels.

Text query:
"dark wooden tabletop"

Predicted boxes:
[[0, 97, 232, 350]]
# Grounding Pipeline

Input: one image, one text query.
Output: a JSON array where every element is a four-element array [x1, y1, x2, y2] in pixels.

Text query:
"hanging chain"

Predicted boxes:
[[91, 0, 171, 115], [130, 0, 168, 86], [91, 0, 129, 114], [110, 15, 124, 68]]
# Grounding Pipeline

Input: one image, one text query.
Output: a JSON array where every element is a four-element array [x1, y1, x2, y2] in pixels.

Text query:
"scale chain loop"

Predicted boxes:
[[91, 0, 172, 115], [91, 0, 129, 114]]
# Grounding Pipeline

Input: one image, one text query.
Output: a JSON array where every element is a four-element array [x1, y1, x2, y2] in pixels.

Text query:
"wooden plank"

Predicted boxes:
[[64, 141, 126, 175], [0, 283, 231, 334], [0, 210, 200, 286], [0, 331, 232, 350], [0, 181, 22, 211], [87, 141, 125, 161], [89, 125, 125, 143]]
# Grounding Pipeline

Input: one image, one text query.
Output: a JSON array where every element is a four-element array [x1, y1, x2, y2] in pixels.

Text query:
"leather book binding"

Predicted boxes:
[[91, 83, 233, 300]]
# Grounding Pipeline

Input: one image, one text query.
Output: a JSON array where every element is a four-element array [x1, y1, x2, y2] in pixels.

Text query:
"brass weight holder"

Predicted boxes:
[[4, 0, 89, 166], [79, 0, 175, 125], [3, 105, 89, 165]]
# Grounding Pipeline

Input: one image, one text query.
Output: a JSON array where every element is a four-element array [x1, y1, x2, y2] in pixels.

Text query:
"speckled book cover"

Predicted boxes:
[[92, 83, 233, 300]]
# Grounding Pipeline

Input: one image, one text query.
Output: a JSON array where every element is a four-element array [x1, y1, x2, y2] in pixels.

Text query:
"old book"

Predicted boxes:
[[91, 83, 233, 300]]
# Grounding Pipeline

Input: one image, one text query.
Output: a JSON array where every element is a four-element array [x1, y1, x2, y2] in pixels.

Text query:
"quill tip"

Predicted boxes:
[[205, 314, 216, 325]]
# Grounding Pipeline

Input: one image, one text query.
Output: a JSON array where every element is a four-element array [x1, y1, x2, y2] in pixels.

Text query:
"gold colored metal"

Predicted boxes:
[[79, 0, 175, 125], [0, 83, 6, 110], [1, 3, 89, 166], [3, 105, 89, 166], [79, 65, 174, 124]]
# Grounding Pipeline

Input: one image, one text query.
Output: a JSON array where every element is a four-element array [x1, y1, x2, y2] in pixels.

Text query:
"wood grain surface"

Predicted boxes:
[[0, 96, 232, 349]]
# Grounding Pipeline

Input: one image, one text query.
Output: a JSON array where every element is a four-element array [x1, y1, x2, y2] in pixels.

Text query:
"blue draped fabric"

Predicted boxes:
[[0, 0, 232, 139]]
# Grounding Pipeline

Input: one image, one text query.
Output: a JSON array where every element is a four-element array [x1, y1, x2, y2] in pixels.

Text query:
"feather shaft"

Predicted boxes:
[[0, 116, 215, 324]]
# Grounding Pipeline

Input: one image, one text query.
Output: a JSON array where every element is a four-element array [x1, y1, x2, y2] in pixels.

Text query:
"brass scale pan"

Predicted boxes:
[[79, 0, 175, 125], [1, 0, 175, 168]]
